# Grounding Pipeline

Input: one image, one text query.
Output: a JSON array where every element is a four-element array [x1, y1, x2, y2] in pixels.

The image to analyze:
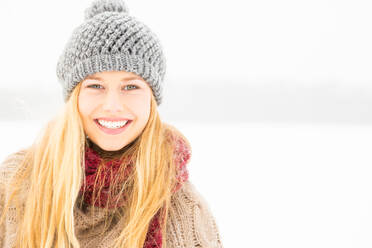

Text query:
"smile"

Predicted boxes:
[[94, 119, 132, 135]]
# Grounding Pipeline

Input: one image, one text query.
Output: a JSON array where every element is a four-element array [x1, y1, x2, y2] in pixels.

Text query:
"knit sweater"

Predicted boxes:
[[0, 136, 224, 248]]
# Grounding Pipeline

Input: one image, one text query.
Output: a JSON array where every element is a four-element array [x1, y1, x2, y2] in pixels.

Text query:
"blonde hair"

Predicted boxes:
[[0, 81, 179, 248]]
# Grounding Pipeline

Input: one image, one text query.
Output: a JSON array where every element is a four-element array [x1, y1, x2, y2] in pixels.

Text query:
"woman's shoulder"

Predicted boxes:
[[172, 180, 219, 218], [172, 180, 205, 205], [0, 148, 28, 184], [169, 180, 224, 248]]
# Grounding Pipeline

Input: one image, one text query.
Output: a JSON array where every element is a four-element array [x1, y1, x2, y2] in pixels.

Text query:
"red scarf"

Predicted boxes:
[[79, 129, 191, 248]]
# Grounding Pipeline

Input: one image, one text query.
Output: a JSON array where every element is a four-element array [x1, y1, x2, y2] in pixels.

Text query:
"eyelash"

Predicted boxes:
[[87, 84, 139, 90]]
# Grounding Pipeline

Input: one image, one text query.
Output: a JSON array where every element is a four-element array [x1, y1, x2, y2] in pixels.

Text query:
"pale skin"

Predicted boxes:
[[78, 70, 152, 151]]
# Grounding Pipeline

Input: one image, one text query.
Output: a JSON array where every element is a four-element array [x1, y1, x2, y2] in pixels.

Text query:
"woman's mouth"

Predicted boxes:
[[94, 119, 132, 135]]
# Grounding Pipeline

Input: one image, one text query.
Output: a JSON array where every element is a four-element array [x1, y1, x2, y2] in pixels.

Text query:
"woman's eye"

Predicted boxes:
[[124, 85, 139, 90], [87, 84, 102, 89]]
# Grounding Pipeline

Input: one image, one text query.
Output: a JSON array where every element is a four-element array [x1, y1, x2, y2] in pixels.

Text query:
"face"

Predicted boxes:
[[78, 70, 152, 151]]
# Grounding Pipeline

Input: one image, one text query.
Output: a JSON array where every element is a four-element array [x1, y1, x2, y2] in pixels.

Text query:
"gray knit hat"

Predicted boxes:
[[56, 0, 166, 105]]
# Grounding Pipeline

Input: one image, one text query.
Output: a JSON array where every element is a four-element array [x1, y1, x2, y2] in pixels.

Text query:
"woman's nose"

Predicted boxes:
[[101, 91, 125, 113]]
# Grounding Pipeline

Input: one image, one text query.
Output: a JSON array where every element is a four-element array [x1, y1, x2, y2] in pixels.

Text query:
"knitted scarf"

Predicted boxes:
[[79, 129, 191, 248]]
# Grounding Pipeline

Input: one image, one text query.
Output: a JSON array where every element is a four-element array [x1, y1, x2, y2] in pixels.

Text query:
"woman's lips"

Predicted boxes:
[[94, 119, 132, 135]]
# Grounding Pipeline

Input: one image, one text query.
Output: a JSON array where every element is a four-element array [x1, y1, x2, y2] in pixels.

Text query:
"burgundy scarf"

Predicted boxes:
[[79, 130, 191, 248]]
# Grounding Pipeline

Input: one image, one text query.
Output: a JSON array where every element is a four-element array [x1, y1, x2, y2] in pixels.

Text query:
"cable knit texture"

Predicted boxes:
[[0, 125, 224, 248]]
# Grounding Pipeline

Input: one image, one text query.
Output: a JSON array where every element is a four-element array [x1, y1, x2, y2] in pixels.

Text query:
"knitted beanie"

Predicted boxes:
[[56, 0, 166, 105]]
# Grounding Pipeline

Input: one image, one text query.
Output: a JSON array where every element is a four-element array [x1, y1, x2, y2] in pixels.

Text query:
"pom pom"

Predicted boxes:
[[84, 0, 129, 20]]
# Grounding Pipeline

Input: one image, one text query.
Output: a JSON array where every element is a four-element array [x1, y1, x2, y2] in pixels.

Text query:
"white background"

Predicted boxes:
[[1, 0, 372, 247]]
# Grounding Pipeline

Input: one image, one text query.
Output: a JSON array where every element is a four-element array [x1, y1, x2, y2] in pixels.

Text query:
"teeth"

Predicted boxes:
[[98, 119, 128, 129]]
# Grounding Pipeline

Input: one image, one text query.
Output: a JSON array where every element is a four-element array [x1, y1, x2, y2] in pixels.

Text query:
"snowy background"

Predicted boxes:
[[1, 0, 372, 247]]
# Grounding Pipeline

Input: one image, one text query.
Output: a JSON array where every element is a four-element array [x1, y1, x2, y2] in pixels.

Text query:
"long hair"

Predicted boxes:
[[0, 81, 179, 248]]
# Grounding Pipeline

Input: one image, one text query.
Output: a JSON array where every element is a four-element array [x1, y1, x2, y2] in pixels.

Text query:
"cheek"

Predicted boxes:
[[78, 94, 93, 121], [136, 95, 151, 119]]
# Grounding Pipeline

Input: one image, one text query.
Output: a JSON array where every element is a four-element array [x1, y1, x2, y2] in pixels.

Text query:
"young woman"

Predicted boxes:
[[0, 0, 223, 247]]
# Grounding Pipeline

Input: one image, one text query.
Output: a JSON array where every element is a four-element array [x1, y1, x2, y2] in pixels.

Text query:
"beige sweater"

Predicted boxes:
[[0, 150, 224, 248]]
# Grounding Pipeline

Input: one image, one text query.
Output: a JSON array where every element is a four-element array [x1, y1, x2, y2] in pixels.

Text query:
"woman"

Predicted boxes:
[[0, 0, 224, 247]]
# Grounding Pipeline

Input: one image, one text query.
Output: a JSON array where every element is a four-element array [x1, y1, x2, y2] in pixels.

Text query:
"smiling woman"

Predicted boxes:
[[0, 0, 224, 248]]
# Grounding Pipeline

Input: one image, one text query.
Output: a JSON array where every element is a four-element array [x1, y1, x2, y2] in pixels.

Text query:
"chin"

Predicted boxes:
[[90, 138, 128, 151], [101, 143, 127, 151]]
